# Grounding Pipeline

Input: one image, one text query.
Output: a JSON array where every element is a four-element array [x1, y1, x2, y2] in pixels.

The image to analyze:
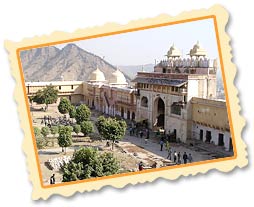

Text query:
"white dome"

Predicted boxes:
[[167, 44, 181, 58], [189, 41, 207, 57], [89, 67, 106, 82], [109, 68, 127, 85]]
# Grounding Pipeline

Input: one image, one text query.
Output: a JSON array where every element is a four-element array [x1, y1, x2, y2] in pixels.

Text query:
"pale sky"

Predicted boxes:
[[56, 18, 219, 66]]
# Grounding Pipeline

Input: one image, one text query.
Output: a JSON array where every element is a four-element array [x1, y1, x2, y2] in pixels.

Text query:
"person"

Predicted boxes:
[[138, 161, 144, 171], [173, 151, 177, 163], [139, 130, 143, 139], [160, 140, 164, 151], [183, 152, 188, 164], [50, 174, 55, 184], [132, 127, 135, 136], [167, 149, 172, 160], [129, 127, 133, 136], [188, 153, 193, 163], [177, 152, 181, 164], [135, 128, 139, 137], [146, 128, 150, 139]]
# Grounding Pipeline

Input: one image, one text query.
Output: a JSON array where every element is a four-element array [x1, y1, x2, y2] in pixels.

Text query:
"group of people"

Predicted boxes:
[[129, 126, 150, 140], [167, 150, 193, 164], [159, 139, 193, 164], [41, 115, 53, 127], [41, 115, 72, 127]]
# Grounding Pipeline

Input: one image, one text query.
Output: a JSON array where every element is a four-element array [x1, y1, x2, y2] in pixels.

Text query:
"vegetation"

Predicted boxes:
[[57, 126, 73, 153], [33, 126, 41, 138], [96, 116, 127, 149], [66, 125, 73, 133], [73, 124, 81, 136], [33, 126, 45, 149], [75, 104, 91, 124], [58, 97, 71, 114], [50, 126, 59, 137], [69, 105, 76, 123], [32, 85, 58, 110], [62, 147, 119, 182], [80, 121, 94, 136], [41, 126, 50, 138]]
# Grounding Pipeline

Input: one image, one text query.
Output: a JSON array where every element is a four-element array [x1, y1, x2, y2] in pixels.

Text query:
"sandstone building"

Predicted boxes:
[[25, 42, 232, 151]]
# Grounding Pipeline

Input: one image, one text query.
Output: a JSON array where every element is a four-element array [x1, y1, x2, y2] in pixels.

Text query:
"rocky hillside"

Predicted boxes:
[[20, 43, 130, 82]]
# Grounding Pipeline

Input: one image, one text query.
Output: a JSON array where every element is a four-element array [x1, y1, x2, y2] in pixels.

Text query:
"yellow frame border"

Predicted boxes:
[[5, 4, 247, 200]]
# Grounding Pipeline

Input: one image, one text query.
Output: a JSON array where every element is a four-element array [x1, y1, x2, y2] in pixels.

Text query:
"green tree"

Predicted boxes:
[[80, 121, 94, 136], [33, 126, 41, 138], [41, 126, 50, 138], [32, 85, 58, 110], [72, 147, 103, 178], [99, 152, 120, 176], [96, 116, 127, 149], [50, 126, 59, 137], [58, 97, 71, 114], [69, 105, 76, 123], [67, 125, 73, 132], [75, 104, 91, 124], [73, 124, 81, 136], [62, 147, 119, 182], [58, 126, 73, 153], [96, 116, 106, 135], [33, 126, 45, 149], [62, 161, 83, 182]]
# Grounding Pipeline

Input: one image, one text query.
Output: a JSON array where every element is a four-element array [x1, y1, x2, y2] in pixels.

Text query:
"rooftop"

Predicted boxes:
[[25, 81, 83, 86], [132, 76, 187, 87]]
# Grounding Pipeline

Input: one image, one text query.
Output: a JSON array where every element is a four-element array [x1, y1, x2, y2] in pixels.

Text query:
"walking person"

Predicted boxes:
[[146, 128, 150, 139], [160, 139, 164, 151], [167, 149, 172, 160], [173, 151, 177, 163], [50, 174, 55, 185], [177, 152, 181, 164], [188, 153, 193, 163], [139, 130, 143, 139], [129, 127, 133, 136], [183, 152, 188, 164]]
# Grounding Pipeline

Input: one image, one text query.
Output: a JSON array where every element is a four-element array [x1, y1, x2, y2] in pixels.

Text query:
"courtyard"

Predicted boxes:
[[31, 102, 233, 185]]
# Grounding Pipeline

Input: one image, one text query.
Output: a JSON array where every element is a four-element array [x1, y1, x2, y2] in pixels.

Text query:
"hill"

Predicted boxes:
[[20, 43, 131, 82]]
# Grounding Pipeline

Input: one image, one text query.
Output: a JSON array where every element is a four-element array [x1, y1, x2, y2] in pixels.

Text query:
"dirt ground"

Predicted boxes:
[[31, 103, 233, 185]]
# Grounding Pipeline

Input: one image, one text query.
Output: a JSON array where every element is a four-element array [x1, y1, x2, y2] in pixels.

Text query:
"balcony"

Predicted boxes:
[[179, 88, 187, 94]]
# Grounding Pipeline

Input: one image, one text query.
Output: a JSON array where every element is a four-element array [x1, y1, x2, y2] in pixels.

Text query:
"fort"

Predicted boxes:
[[25, 42, 232, 152]]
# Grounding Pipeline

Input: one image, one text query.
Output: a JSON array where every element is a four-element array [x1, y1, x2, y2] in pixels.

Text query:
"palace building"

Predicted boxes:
[[25, 42, 232, 151], [132, 42, 231, 151]]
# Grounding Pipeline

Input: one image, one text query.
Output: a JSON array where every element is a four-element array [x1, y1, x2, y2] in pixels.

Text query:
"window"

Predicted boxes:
[[71, 85, 74, 89], [184, 96, 187, 103], [141, 96, 148, 107], [171, 102, 181, 115], [59, 86, 61, 90]]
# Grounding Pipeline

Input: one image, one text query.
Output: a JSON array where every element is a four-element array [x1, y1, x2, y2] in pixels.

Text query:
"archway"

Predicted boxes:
[[121, 108, 124, 118], [154, 97, 165, 128], [127, 111, 130, 119], [131, 112, 135, 120]]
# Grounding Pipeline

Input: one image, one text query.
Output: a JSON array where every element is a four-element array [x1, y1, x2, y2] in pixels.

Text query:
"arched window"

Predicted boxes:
[[141, 96, 148, 107]]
